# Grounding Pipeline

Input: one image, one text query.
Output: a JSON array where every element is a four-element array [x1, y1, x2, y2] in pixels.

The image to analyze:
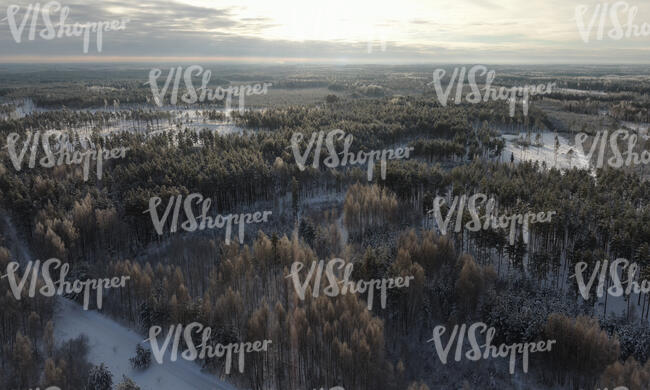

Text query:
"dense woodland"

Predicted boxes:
[[0, 66, 649, 389]]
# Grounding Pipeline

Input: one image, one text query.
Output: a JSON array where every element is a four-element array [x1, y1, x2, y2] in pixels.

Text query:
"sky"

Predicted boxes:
[[1, 0, 650, 63]]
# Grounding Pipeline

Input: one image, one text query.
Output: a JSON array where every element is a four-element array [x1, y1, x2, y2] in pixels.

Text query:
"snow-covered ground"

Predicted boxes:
[[1, 98, 253, 138], [54, 299, 237, 390], [499, 131, 592, 173]]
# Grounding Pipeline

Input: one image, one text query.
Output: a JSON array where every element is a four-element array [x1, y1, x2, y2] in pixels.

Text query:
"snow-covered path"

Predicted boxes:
[[54, 299, 236, 390]]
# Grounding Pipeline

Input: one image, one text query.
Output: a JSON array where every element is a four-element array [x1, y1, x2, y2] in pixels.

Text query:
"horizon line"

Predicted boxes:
[[1, 56, 650, 66]]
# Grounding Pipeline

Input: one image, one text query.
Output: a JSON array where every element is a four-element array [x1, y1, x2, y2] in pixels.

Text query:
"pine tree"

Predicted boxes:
[[86, 363, 113, 390], [116, 375, 141, 390], [455, 255, 484, 317], [43, 358, 64, 388], [13, 332, 34, 387], [138, 300, 152, 332], [129, 344, 151, 370], [291, 177, 300, 218], [299, 218, 316, 246], [43, 320, 55, 357]]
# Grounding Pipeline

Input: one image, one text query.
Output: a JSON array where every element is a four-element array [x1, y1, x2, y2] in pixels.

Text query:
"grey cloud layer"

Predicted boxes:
[[1, 0, 650, 63]]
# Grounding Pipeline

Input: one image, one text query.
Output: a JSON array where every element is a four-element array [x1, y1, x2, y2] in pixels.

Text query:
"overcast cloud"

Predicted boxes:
[[1, 0, 649, 63]]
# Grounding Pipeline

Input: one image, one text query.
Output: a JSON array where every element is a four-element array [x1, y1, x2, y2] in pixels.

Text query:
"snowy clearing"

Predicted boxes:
[[54, 298, 238, 390]]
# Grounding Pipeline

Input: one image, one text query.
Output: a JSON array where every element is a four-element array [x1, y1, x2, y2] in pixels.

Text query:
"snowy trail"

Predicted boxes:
[[54, 299, 236, 390]]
